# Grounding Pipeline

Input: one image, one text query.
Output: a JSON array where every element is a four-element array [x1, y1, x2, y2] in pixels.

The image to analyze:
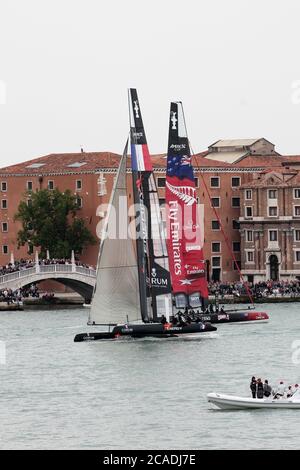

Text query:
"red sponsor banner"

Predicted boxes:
[[166, 176, 208, 297]]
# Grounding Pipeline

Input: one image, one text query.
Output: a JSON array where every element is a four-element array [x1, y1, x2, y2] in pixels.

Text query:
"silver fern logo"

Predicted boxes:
[[166, 181, 196, 206]]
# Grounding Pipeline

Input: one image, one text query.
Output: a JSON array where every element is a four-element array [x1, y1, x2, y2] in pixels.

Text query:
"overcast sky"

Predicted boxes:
[[1, 0, 300, 166]]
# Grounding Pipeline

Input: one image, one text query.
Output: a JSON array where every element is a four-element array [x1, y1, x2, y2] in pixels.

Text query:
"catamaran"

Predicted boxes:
[[164, 100, 268, 325], [74, 90, 216, 341]]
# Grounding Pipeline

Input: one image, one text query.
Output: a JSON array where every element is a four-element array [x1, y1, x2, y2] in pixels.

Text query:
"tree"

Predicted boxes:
[[14, 189, 96, 258]]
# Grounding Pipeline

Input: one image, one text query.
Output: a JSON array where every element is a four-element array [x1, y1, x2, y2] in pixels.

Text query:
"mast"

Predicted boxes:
[[129, 89, 172, 322], [165, 101, 208, 309]]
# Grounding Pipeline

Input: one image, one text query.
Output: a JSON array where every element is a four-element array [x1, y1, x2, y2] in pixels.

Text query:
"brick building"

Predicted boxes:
[[1, 138, 300, 282], [240, 167, 300, 282]]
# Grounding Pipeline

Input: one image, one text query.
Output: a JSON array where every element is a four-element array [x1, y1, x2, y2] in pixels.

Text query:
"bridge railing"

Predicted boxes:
[[0, 264, 96, 286]]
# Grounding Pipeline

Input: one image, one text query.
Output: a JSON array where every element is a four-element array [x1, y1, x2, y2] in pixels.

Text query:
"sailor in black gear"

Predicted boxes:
[[256, 378, 264, 399], [250, 376, 257, 399]]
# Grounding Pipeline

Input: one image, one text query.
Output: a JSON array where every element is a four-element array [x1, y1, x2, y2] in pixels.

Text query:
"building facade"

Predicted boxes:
[[240, 169, 300, 282], [2, 139, 300, 282]]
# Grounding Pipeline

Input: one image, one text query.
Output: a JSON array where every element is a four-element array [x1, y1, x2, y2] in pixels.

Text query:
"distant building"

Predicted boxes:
[[1, 139, 300, 282], [240, 168, 300, 283]]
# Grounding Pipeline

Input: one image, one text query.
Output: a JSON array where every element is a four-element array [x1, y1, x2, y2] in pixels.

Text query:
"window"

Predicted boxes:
[[27, 199, 32, 207], [1, 199, 7, 209], [232, 242, 240, 252], [233, 260, 241, 270], [211, 220, 220, 230], [245, 189, 252, 200], [1, 182, 7, 192], [76, 196, 83, 208], [246, 230, 253, 242], [247, 251, 254, 262], [210, 177, 220, 188], [211, 197, 220, 208], [194, 177, 199, 188], [2, 245, 8, 254], [76, 180, 82, 191], [28, 244, 33, 255], [268, 206, 278, 217], [212, 256, 221, 267], [157, 177, 166, 188], [268, 189, 277, 199], [294, 189, 300, 199], [245, 206, 253, 217], [296, 251, 300, 262], [232, 220, 240, 230], [27, 181, 33, 191], [231, 177, 240, 187], [48, 180, 54, 190], [159, 198, 165, 206], [2, 222, 8, 232], [212, 242, 221, 253], [232, 197, 240, 208], [294, 206, 300, 216], [295, 230, 300, 241], [269, 230, 278, 242]]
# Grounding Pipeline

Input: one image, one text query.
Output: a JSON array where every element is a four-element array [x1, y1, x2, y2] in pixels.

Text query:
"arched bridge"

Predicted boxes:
[[0, 264, 96, 301]]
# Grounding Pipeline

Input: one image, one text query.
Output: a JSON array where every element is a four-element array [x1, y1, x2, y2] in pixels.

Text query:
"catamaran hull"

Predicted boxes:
[[207, 393, 300, 409], [74, 322, 217, 342], [199, 311, 269, 324]]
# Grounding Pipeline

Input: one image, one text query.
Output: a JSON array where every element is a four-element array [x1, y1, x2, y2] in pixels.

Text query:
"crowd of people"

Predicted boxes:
[[0, 257, 94, 277], [0, 284, 39, 305], [208, 280, 300, 299], [250, 377, 299, 399]]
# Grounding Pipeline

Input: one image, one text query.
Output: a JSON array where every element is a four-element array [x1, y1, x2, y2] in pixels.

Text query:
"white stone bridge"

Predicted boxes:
[[0, 263, 96, 301]]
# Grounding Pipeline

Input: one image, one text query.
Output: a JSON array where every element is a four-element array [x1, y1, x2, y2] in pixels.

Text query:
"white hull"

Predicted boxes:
[[207, 392, 300, 410]]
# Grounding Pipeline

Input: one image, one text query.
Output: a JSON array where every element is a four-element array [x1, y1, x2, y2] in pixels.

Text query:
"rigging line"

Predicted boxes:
[[189, 142, 255, 306]]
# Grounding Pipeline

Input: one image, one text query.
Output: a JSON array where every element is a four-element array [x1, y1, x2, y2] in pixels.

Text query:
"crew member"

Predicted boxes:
[[257, 378, 264, 399], [250, 376, 257, 398]]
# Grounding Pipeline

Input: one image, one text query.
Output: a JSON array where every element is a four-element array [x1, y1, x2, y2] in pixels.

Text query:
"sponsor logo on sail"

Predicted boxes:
[[132, 131, 143, 139], [171, 111, 177, 130], [170, 143, 186, 150], [133, 100, 140, 118], [185, 264, 205, 275], [168, 201, 182, 275], [150, 268, 168, 287]]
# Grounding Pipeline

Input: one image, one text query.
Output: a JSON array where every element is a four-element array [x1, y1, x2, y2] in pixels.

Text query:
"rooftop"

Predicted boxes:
[[2, 147, 300, 177], [0, 152, 123, 176], [209, 139, 260, 148]]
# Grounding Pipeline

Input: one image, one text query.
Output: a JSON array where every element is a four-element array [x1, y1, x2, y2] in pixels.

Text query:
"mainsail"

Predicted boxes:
[[129, 88, 172, 321], [88, 141, 140, 325], [165, 102, 208, 309]]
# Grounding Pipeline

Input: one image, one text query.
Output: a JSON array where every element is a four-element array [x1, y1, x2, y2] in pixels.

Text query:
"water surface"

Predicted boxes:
[[0, 303, 300, 449]]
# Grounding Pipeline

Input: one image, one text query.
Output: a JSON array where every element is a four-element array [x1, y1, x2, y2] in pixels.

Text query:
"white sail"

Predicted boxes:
[[88, 143, 140, 325]]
